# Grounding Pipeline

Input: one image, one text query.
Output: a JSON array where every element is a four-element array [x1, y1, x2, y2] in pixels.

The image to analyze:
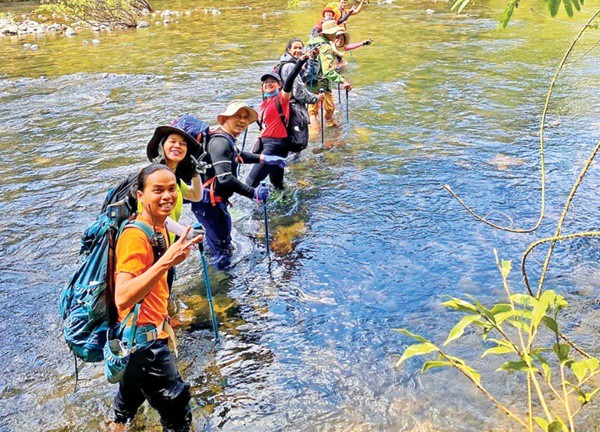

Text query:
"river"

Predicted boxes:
[[0, 0, 599, 430]]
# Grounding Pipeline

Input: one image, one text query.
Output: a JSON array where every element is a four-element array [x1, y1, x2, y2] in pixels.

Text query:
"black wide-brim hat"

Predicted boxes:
[[146, 125, 200, 163]]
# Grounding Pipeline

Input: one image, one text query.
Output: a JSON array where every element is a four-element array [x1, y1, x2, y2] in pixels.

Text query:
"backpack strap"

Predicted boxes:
[[274, 96, 289, 128]]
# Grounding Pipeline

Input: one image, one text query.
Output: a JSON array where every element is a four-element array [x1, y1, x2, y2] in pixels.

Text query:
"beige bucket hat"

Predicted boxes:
[[217, 101, 258, 125]]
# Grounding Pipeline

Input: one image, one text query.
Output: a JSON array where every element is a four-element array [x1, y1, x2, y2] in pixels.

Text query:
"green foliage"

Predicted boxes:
[[395, 256, 599, 431], [37, 0, 153, 27], [450, 0, 587, 29]]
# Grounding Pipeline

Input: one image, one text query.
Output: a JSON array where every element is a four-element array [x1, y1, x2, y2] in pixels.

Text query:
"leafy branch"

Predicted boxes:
[[395, 254, 600, 431]]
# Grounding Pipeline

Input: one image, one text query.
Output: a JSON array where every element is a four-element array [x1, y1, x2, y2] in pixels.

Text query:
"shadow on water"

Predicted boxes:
[[0, 0, 599, 430]]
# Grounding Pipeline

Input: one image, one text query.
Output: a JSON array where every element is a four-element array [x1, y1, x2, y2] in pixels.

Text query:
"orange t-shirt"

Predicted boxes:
[[115, 223, 169, 339]]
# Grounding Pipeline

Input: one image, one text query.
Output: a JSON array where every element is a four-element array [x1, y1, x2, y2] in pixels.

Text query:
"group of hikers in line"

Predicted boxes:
[[104, 2, 372, 430]]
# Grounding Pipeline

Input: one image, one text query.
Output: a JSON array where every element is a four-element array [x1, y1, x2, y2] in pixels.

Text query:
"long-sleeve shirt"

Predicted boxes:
[[306, 35, 346, 93], [204, 133, 260, 200]]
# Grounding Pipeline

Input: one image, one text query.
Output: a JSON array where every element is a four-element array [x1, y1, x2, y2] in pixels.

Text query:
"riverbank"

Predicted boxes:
[[0, 2, 223, 42]]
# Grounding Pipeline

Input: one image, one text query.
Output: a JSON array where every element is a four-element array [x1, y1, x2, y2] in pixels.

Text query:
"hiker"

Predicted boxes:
[[305, 21, 352, 129], [330, 29, 373, 71], [273, 38, 325, 155], [244, 50, 310, 189], [191, 101, 285, 270], [146, 125, 203, 238], [332, 0, 365, 22], [309, 5, 350, 37], [112, 164, 203, 432]]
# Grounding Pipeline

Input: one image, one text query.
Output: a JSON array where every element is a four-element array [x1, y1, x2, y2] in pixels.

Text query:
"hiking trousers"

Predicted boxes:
[[308, 91, 335, 121], [191, 200, 233, 270], [246, 137, 289, 190], [114, 339, 191, 432]]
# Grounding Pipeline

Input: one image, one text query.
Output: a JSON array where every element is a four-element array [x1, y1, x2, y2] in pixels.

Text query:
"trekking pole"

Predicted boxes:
[[319, 88, 325, 147], [345, 88, 350, 125], [192, 223, 219, 343], [338, 82, 341, 104], [261, 181, 271, 259]]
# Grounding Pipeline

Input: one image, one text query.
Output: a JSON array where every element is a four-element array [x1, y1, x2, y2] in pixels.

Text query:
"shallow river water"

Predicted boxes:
[[0, 0, 599, 431]]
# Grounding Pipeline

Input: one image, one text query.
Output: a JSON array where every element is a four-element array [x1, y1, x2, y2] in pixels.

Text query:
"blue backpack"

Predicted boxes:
[[170, 113, 211, 162], [60, 205, 155, 363]]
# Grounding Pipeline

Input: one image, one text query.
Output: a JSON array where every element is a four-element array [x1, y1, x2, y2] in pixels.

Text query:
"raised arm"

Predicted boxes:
[[281, 56, 309, 102]]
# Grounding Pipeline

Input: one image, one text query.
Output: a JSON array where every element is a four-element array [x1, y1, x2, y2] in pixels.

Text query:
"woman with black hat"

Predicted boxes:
[[245, 52, 311, 190], [145, 125, 203, 233]]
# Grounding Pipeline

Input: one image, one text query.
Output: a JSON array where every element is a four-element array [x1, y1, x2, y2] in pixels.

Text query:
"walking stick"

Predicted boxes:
[[260, 182, 271, 259], [319, 88, 325, 147], [345, 88, 349, 125], [192, 223, 219, 342]]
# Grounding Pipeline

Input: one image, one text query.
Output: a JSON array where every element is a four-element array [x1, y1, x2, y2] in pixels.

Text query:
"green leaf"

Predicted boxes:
[[396, 342, 437, 367], [571, 360, 587, 383], [440, 298, 478, 314], [421, 360, 451, 373], [487, 338, 514, 350], [456, 0, 471, 14], [498, 4, 515, 30], [540, 316, 559, 334], [532, 352, 552, 380], [497, 360, 538, 373], [393, 328, 429, 343], [531, 290, 553, 329], [584, 357, 600, 372], [451, 0, 470, 13], [571, 0, 581, 12], [553, 343, 570, 363], [465, 295, 495, 322], [490, 303, 512, 315], [584, 388, 600, 403], [534, 417, 549, 430], [495, 309, 531, 325], [507, 319, 532, 334], [562, 0, 574, 17], [500, 259, 512, 278], [444, 315, 481, 346], [482, 346, 514, 357], [547, 419, 567, 432], [456, 363, 481, 385], [549, 0, 561, 16], [510, 294, 536, 307]]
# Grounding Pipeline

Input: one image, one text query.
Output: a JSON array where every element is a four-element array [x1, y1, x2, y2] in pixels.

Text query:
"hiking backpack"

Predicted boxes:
[[273, 96, 309, 153], [270, 62, 310, 153], [60, 177, 162, 364], [170, 114, 211, 169]]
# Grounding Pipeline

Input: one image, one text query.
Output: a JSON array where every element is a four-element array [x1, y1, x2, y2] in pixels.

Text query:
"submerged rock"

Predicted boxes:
[[136, 21, 149, 29]]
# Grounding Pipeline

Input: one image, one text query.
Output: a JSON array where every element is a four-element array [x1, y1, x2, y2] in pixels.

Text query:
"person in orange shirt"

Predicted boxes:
[[112, 164, 203, 432]]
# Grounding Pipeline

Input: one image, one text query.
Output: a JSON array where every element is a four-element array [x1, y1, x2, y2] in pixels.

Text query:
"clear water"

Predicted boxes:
[[0, 1, 599, 430]]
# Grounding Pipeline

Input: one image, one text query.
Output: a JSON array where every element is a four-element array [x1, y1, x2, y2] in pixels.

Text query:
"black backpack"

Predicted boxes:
[[273, 97, 309, 153]]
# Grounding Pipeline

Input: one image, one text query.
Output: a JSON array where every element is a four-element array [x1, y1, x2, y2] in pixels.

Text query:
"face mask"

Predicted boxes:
[[263, 88, 280, 98]]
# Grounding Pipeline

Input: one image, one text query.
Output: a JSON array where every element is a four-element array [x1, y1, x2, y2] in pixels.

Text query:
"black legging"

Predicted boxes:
[[245, 137, 289, 189]]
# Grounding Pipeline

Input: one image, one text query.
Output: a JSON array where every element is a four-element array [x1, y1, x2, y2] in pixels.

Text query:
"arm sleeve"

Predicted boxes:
[[337, 12, 351, 25], [240, 151, 262, 163], [210, 136, 256, 199], [320, 47, 346, 84], [282, 63, 318, 105], [283, 58, 307, 93]]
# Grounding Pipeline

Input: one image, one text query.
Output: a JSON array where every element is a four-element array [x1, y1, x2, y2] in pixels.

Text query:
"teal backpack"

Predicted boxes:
[[59, 202, 156, 364]]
